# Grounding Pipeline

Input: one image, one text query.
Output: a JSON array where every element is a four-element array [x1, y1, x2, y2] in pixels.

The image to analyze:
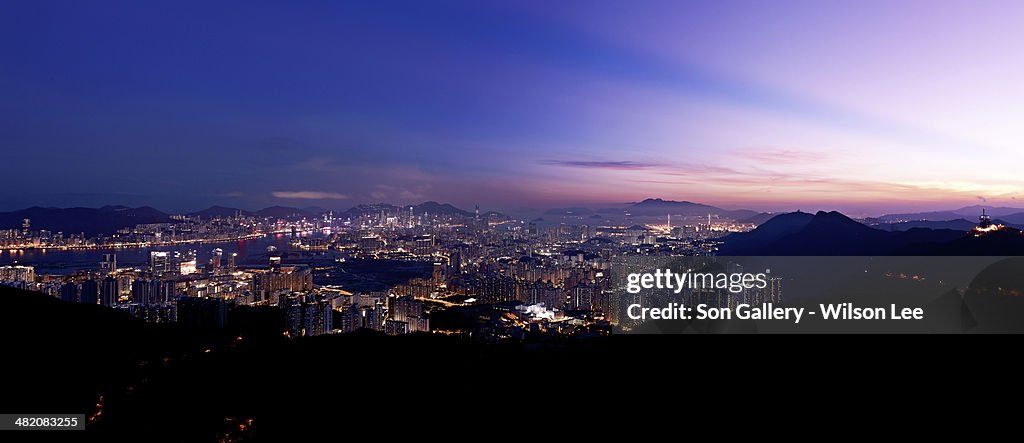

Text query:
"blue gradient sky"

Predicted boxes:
[[3, 0, 1024, 215]]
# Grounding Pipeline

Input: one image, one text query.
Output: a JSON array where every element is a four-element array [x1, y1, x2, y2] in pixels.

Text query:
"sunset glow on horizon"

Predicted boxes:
[[3, 1, 1024, 215]]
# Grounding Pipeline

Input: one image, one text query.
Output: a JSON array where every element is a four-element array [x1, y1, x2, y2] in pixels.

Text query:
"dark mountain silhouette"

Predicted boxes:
[[630, 198, 715, 211], [721, 211, 968, 255], [481, 211, 509, 221], [0, 206, 172, 236], [719, 211, 814, 254], [342, 203, 398, 217], [955, 205, 1024, 217], [0, 284, 1003, 439], [0, 285, 741, 440], [189, 206, 251, 219], [738, 212, 777, 225], [301, 206, 329, 215], [627, 198, 757, 220], [414, 201, 474, 217], [540, 198, 758, 220]]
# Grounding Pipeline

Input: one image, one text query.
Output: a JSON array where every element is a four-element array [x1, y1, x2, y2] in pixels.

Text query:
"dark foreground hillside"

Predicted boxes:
[[0, 285, 1016, 441], [1, 287, 647, 440]]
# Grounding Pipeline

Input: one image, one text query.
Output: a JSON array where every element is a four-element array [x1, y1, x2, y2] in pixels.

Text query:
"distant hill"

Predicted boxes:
[[873, 218, 1024, 232], [189, 206, 252, 219], [543, 199, 758, 220], [955, 205, 1024, 217], [720, 211, 969, 255], [877, 210, 963, 222], [996, 213, 1024, 224], [301, 206, 329, 215], [738, 212, 778, 225], [879, 205, 1024, 222], [628, 198, 758, 220], [414, 201, 474, 217], [873, 219, 979, 232], [720, 211, 815, 254], [0, 206, 172, 236], [626, 198, 709, 216]]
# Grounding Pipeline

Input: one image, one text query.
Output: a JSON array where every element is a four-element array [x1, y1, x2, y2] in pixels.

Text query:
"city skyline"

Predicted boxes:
[[5, 1, 1024, 214]]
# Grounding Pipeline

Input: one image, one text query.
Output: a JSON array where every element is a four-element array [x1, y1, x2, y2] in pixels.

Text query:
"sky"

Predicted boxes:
[[3, 0, 1024, 216]]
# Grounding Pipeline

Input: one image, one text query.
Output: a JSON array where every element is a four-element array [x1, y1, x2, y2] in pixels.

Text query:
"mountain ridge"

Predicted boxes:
[[720, 211, 997, 255]]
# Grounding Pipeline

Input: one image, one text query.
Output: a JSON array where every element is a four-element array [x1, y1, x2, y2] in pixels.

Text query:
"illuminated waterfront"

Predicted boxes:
[[0, 233, 328, 275]]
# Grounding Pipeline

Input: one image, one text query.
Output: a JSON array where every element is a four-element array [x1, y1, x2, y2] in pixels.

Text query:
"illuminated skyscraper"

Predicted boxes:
[[210, 248, 223, 272], [150, 251, 170, 274], [0, 266, 35, 283], [280, 294, 334, 337], [179, 260, 197, 275]]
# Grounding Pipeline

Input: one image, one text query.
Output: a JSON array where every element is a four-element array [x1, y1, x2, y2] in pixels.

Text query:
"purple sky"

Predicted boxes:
[[3, 1, 1023, 215]]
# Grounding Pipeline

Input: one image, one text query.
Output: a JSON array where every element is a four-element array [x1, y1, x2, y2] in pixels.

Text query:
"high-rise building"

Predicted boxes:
[[252, 267, 312, 302], [100, 277, 120, 307], [179, 260, 197, 275], [337, 304, 363, 333], [414, 235, 434, 256], [100, 253, 117, 275], [363, 302, 385, 331], [280, 293, 333, 337], [132, 279, 171, 305], [0, 266, 35, 283], [119, 304, 176, 323], [390, 296, 423, 323], [210, 248, 223, 272], [176, 296, 228, 329], [448, 251, 461, 275], [149, 251, 170, 274], [80, 280, 99, 305], [385, 320, 409, 335], [432, 262, 444, 284], [388, 296, 430, 333]]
